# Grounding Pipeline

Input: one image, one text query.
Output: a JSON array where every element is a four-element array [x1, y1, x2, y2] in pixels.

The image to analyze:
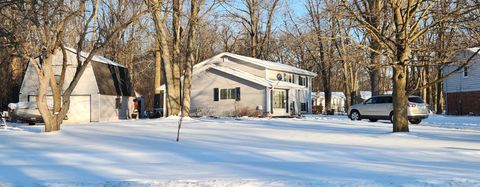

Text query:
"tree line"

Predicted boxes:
[[1, 0, 479, 132]]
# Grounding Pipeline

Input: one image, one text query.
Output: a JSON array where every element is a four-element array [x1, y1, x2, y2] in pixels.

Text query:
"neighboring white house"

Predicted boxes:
[[312, 91, 374, 113], [158, 52, 317, 116], [17, 47, 136, 124], [312, 92, 346, 113], [443, 47, 480, 115]]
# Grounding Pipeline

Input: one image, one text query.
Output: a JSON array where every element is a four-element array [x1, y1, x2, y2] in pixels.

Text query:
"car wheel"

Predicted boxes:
[[389, 112, 394, 123], [368, 118, 378, 122], [409, 119, 421, 124], [350, 111, 361, 121]]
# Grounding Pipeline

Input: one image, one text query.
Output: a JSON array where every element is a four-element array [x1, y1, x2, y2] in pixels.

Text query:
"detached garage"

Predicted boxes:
[[18, 47, 136, 124]]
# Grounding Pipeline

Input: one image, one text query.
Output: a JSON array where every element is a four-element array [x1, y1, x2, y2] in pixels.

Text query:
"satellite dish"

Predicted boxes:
[[276, 73, 283, 81]]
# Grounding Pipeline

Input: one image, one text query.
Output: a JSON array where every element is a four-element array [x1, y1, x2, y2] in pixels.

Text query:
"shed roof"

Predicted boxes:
[[91, 61, 135, 96], [64, 47, 125, 67]]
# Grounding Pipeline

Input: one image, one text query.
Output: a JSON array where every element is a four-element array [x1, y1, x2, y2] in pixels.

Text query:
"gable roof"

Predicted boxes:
[[194, 52, 317, 76]]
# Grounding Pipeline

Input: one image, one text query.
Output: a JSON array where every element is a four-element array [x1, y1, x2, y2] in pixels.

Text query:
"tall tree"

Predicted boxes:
[[182, 0, 205, 116], [306, 0, 333, 113], [343, 0, 478, 132], [146, 0, 181, 116], [223, 0, 280, 58]]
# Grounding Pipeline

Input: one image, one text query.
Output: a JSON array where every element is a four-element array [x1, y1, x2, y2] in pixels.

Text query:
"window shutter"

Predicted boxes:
[[235, 87, 241, 101], [213, 88, 219, 101], [306, 77, 309, 87]]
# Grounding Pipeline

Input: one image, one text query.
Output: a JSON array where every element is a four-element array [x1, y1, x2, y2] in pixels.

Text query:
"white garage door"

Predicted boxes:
[[28, 95, 91, 124], [66, 96, 91, 124]]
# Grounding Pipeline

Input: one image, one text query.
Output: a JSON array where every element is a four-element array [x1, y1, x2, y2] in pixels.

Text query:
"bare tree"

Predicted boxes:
[[222, 0, 280, 58], [305, 0, 333, 113], [2, 0, 146, 132], [343, 0, 479, 132]]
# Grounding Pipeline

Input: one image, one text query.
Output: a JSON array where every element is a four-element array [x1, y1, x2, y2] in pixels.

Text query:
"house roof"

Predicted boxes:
[[210, 65, 305, 89], [157, 64, 306, 91], [64, 47, 125, 67], [157, 52, 315, 91], [194, 52, 317, 76], [466, 47, 480, 53]]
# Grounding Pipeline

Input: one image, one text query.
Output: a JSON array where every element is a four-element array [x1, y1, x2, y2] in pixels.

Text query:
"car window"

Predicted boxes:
[[384, 97, 392, 103], [408, 97, 424, 103], [364, 98, 373, 104]]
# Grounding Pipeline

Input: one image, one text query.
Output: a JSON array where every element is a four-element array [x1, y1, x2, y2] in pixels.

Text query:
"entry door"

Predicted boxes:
[[272, 89, 287, 115]]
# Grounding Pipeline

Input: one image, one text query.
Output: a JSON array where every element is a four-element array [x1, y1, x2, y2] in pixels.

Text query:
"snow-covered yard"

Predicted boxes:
[[1, 115, 480, 186]]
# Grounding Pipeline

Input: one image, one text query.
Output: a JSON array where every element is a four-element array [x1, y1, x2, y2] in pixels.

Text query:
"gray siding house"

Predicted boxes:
[[443, 47, 480, 115], [17, 47, 136, 123], [158, 52, 317, 116]]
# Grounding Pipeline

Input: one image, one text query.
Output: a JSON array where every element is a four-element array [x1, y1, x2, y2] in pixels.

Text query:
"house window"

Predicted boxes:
[[463, 67, 468, 77], [284, 73, 292, 83], [299, 76, 306, 86], [301, 102, 307, 111], [213, 88, 219, 101], [219, 87, 241, 100]]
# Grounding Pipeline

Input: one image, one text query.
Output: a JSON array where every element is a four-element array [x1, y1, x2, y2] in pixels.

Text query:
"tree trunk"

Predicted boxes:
[[435, 68, 444, 114], [369, 41, 382, 96], [366, 0, 382, 96], [248, 0, 259, 57], [323, 75, 332, 114], [171, 0, 182, 116], [155, 50, 162, 95], [182, 0, 202, 116], [149, 0, 181, 116], [392, 64, 409, 132]]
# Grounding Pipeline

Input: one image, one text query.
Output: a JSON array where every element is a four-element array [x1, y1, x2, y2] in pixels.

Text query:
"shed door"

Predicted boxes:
[[66, 96, 91, 123]]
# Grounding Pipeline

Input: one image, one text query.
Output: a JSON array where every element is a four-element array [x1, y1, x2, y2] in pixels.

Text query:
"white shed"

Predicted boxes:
[[18, 47, 136, 124]]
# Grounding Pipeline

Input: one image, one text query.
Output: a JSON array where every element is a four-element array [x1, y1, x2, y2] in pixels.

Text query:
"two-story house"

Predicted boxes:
[[158, 52, 317, 116]]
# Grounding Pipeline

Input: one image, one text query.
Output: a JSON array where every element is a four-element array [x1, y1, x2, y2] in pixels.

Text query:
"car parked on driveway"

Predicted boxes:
[[348, 95, 429, 124], [8, 102, 44, 125]]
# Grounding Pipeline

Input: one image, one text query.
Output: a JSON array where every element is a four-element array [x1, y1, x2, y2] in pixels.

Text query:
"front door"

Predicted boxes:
[[272, 89, 287, 115]]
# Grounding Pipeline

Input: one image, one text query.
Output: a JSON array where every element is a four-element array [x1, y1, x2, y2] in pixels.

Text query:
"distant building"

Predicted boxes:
[[312, 91, 376, 113], [443, 47, 480, 115]]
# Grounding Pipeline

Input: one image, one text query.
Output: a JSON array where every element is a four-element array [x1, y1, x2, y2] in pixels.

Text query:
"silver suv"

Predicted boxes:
[[348, 95, 429, 124]]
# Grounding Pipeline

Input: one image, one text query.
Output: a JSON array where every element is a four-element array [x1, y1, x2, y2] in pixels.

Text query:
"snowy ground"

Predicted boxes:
[[1, 115, 480, 186]]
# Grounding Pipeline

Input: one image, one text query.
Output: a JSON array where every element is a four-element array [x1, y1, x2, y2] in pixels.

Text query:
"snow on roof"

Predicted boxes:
[[220, 52, 317, 76], [64, 47, 125, 68], [157, 64, 307, 90], [210, 65, 270, 87], [210, 65, 305, 89], [466, 47, 480, 53], [194, 52, 317, 77]]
